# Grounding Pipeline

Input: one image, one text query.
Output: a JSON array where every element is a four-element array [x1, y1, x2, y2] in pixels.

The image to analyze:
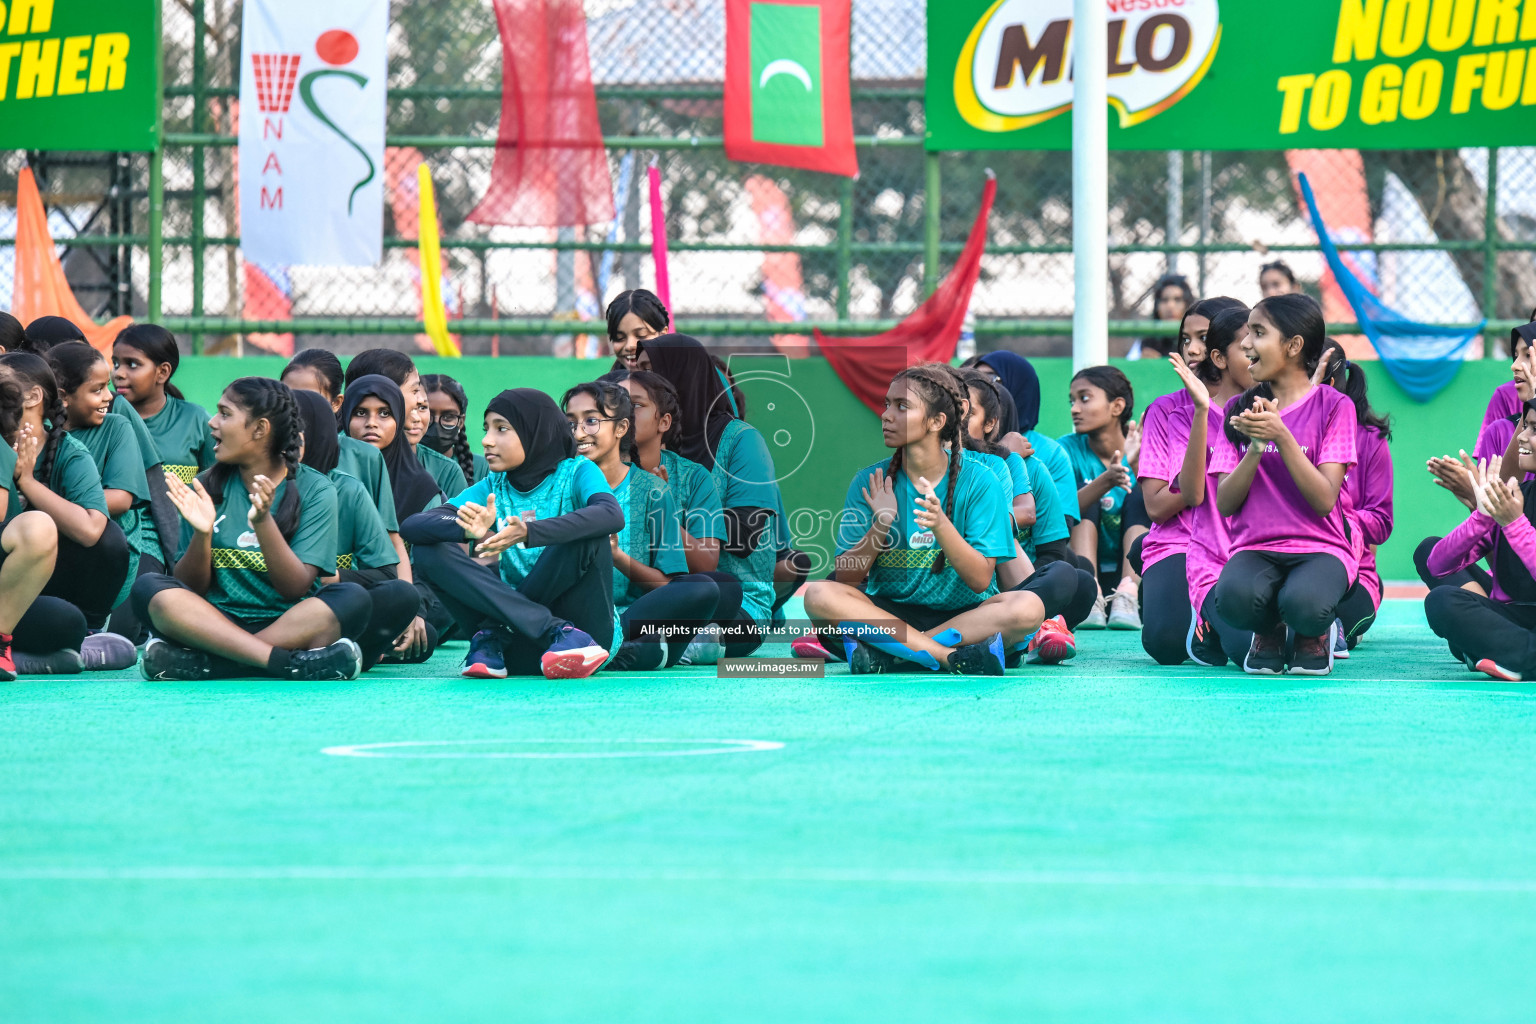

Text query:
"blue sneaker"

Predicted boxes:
[[540, 625, 608, 680], [462, 629, 507, 679]]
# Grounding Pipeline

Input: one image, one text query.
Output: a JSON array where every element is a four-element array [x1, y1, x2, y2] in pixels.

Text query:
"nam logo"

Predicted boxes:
[[954, 0, 1221, 133]]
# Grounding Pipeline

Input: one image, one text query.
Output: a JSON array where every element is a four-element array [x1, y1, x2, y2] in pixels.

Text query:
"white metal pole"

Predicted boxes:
[[1072, 0, 1108, 369]]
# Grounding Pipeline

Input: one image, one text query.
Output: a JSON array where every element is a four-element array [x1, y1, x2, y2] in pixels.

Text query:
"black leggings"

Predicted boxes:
[[1214, 550, 1350, 638], [1141, 553, 1252, 665], [1335, 581, 1378, 646], [698, 569, 762, 657], [1424, 586, 1536, 674], [1415, 535, 1493, 593], [130, 573, 373, 642], [13, 597, 88, 655], [1031, 538, 1100, 628], [45, 522, 131, 630], [339, 569, 427, 669], [107, 552, 166, 643], [1012, 559, 1089, 626], [621, 574, 722, 666], [412, 535, 616, 674]]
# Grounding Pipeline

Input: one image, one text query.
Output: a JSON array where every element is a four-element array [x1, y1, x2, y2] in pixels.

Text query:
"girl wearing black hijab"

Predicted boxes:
[[400, 388, 624, 679], [642, 335, 793, 655], [294, 389, 427, 668]]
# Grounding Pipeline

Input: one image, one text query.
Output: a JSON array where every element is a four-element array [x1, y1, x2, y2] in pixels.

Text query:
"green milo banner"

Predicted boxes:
[[0, 0, 160, 151], [927, 0, 1536, 150]]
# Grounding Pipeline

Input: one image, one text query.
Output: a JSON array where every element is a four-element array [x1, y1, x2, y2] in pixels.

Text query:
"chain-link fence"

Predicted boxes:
[[2, 0, 1534, 357]]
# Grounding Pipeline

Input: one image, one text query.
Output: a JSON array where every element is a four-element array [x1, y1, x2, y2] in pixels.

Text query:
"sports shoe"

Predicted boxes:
[[1332, 620, 1350, 660], [1288, 633, 1333, 676], [849, 639, 902, 674], [947, 632, 1006, 676], [1107, 589, 1142, 630], [1025, 616, 1077, 665], [462, 629, 508, 679], [791, 633, 831, 660], [14, 649, 86, 675], [612, 638, 667, 672], [540, 625, 608, 680], [1186, 614, 1228, 668], [1080, 595, 1108, 630], [679, 624, 725, 666], [82, 632, 138, 671], [140, 638, 215, 681], [1242, 625, 1287, 675], [0, 633, 15, 682], [287, 640, 363, 681], [1475, 658, 1522, 682]]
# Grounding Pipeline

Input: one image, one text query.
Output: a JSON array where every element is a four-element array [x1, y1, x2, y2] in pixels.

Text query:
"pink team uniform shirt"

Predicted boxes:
[[1482, 380, 1521, 433], [1138, 390, 1230, 612], [1341, 423, 1393, 608], [1428, 511, 1536, 605], [1210, 385, 1359, 579]]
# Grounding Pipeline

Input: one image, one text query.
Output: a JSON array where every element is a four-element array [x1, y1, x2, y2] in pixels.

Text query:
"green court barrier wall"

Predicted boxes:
[[172, 355, 1504, 582]]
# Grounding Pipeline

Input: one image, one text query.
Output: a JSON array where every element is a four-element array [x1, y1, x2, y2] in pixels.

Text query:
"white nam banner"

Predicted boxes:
[[238, 0, 387, 266]]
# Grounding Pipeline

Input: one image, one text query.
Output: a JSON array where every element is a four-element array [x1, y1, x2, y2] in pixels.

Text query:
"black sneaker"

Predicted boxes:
[[140, 638, 215, 681], [849, 640, 903, 674], [287, 640, 363, 681], [612, 638, 667, 672], [947, 633, 1006, 676], [14, 649, 86, 675], [1288, 633, 1333, 675], [1242, 625, 1288, 676], [1186, 615, 1228, 668]]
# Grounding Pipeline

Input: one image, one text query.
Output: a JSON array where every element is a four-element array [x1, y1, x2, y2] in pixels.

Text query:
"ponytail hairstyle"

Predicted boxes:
[[888, 363, 967, 575], [1196, 305, 1253, 385], [419, 373, 476, 482], [114, 324, 185, 400], [1319, 338, 1392, 440], [197, 378, 305, 540], [1070, 365, 1135, 430], [284, 348, 345, 403], [959, 369, 1007, 445], [0, 351, 69, 488], [343, 348, 415, 392], [605, 289, 670, 341], [1254, 292, 1327, 377], [44, 341, 107, 399], [625, 369, 683, 448], [561, 380, 635, 463], [0, 311, 24, 353], [932, 363, 991, 456]]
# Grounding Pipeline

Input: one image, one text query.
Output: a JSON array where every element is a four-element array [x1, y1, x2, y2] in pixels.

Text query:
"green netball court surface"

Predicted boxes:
[[4, 598, 1536, 1022]]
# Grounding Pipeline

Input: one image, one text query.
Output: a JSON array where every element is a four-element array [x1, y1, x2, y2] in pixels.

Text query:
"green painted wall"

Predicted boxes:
[[171, 355, 1504, 582]]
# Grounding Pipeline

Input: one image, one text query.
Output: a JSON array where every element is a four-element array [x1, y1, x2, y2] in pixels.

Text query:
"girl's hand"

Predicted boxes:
[[1001, 432, 1035, 460], [391, 616, 430, 659], [478, 514, 527, 556], [652, 464, 669, 485], [247, 474, 277, 524], [1123, 421, 1142, 467], [862, 468, 899, 530], [1427, 452, 1477, 509], [913, 476, 949, 531], [13, 423, 41, 481], [1231, 396, 1287, 443], [456, 493, 497, 540], [1311, 355, 1334, 388], [1169, 355, 1210, 410], [1096, 450, 1132, 492], [165, 471, 219, 534], [1480, 475, 1525, 527]]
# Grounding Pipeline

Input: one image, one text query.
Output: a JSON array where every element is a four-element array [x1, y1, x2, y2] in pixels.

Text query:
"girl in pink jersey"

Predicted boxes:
[[1211, 294, 1357, 676], [1316, 340, 1394, 656], [1135, 305, 1253, 667]]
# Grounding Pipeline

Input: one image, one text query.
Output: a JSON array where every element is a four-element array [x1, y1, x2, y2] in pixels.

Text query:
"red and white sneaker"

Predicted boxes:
[[1025, 616, 1077, 665], [0, 633, 15, 682], [540, 626, 609, 680], [1475, 658, 1522, 682], [791, 633, 832, 660]]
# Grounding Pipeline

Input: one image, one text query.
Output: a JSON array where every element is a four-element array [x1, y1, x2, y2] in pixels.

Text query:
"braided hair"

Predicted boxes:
[[958, 369, 1010, 454], [420, 373, 476, 482], [889, 364, 967, 575], [561, 380, 635, 463], [0, 351, 69, 490], [198, 377, 304, 540]]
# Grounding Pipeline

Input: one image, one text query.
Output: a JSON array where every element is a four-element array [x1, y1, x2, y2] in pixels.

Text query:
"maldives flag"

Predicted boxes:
[[724, 0, 857, 177]]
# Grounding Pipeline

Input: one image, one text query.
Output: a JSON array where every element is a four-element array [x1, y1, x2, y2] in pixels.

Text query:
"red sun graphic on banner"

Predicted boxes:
[[316, 29, 359, 66]]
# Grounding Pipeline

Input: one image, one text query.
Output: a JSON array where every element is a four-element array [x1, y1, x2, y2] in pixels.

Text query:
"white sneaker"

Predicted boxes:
[[1080, 595, 1108, 630], [679, 624, 725, 666], [1107, 590, 1142, 630]]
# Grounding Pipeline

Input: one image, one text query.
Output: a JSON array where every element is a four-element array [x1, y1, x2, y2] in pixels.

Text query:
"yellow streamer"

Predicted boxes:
[[417, 163, 460, 357]]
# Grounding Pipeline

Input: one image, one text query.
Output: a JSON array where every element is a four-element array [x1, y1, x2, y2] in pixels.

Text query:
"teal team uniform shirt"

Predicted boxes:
[[330, 470, 399, 572], [838, 455, 1014, 611], [1027, 430, 1079, 526], [336, 435, 399, 532], [70, 416, 150, 607], [472, 452, 490, 484], [142, 396, 215, 484], [612, 465, 688, 612], [178, 463, 338, 624], [1056, 432, 1137, 572], [657, 449, 723, 542], [1021, 454, 1070, 557], [418, 444, 468, 503], [710, 420, 781, 627]]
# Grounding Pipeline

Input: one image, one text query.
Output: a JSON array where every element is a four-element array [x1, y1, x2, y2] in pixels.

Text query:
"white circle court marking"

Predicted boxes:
[[320, 738, 785, 759]]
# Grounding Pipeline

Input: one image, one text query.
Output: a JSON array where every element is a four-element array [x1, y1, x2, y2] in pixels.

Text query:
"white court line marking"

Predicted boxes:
[[320, 739, 785, 759], [2, 865, 1536, 893]]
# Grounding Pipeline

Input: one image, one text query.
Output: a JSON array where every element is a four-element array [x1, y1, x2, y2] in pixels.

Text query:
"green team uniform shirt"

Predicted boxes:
[[710, 420, 780, 628], [110, 397, 167, 565], [472, 452, 490, 484], [330, 470, 398, 572], [71, 416, 150, 607], [42, 432, 110, 516], [142, 396, 215, 484], [838, 454, 1014, 611], [1056, 432, 1137, 572], [418, 444, 467, 504], [336, 435, 399, 532], [612, 465, 687, 612], [0, 442, 19, 521], [658, 449, 723, 542], [178, 463, 338, 624], [1021, 453, 1070, 557], [448, 457, 621, 660]]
